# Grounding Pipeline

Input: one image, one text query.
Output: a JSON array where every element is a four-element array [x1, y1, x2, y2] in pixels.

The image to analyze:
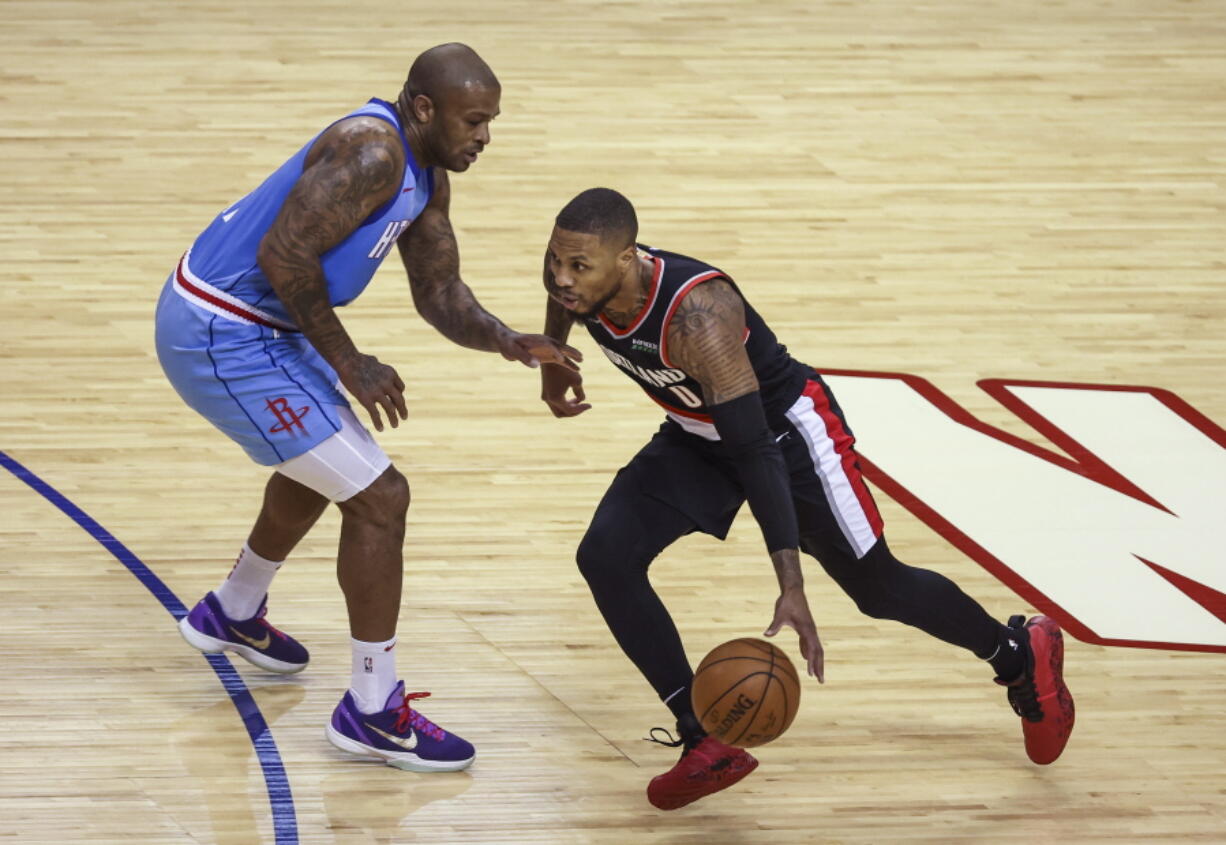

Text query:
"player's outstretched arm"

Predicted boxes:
[[398, 173, 581, 371], [540, 254, 590, 417], [666, 279, 824, 680], [257, 118, 408, 432]]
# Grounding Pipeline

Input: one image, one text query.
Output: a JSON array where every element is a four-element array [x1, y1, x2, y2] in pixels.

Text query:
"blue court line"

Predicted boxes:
[[0, 449, 299, 845]]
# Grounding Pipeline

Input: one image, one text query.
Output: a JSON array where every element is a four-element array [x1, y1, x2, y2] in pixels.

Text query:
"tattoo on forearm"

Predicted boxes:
[[770, 548, 804, 590], [665, 279, 758, 404], [400, 209, 509, 351]]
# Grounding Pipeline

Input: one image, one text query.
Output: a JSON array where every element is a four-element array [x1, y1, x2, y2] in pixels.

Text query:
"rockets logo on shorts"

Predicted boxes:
[[266, 397, 311, 435]]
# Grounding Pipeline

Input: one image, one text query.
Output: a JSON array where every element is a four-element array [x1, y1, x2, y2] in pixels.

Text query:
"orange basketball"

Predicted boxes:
[[691, 637, 801, 747]]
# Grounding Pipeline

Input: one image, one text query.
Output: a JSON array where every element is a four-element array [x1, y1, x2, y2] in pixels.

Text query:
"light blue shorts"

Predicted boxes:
[[155, 276, 349, 466]]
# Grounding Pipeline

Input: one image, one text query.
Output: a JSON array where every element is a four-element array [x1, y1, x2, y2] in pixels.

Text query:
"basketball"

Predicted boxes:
[[691, 637, 801, 747]]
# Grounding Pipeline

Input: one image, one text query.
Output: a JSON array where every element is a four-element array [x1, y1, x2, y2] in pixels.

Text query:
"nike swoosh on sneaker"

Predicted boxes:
[[365, 723, 418, 750], [229, 627, 271, 650]]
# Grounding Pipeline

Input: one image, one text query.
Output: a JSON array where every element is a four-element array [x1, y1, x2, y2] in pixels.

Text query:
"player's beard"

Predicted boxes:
[[573, 286, 620, 321]]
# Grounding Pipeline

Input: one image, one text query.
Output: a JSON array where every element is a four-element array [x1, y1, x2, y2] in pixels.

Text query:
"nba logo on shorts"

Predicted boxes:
[[266, 397, 311, 435]]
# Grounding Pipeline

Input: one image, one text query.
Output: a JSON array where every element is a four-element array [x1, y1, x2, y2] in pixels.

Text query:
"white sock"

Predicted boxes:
[[350, 636, 399, 714], [214, 543, 282, 621]]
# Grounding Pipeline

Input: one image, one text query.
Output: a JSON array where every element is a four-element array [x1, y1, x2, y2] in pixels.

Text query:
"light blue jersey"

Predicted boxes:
[[187, 98, 432, 323], [156, 98, 432, 466]]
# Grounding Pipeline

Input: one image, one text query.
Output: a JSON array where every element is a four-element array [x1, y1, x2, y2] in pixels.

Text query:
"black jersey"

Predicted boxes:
[[581, 244, 811, 440]]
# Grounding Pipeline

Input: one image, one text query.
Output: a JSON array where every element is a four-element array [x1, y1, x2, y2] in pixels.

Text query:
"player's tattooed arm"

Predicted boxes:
[[669, 279, 824, 680], [540, 253, 589, 417], [257, 117, 409, 431], [258, 117, 402, 365], [399, 174, 582, 369], [398, 170, 512, 352], [664, 278, 759, 404]]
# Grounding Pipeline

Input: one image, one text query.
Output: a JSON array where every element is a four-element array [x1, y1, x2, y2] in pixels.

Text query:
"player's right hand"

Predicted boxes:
[[337, 352, 407, 432], [541, 362, 591, 417], [765, 586, 825, 682]]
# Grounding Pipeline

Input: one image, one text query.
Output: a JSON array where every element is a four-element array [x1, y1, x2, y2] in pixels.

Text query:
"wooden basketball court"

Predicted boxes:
[[2, 1, 1223, 842]]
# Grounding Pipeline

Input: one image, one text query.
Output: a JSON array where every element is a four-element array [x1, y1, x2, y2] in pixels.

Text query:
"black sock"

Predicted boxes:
[[662, 683, 706, 744], [664, 681, 694, 721], [665, 684, 708, 746], [985, 623, 1027, 681], [675, 712, 706, 746]]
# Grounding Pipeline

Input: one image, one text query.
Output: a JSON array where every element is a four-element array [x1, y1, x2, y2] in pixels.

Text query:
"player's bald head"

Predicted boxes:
[[405, 43, 499, 105]]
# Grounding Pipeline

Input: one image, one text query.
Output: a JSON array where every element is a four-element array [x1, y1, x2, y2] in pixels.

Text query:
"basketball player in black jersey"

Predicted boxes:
[[537, 188, 1075, 811]]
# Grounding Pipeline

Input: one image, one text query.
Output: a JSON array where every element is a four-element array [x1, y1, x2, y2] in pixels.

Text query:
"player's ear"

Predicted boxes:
[[617, 243, 636, 269], [411, 94, 435, 124]]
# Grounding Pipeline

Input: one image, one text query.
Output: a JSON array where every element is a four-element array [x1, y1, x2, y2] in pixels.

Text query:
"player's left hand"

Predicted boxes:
[[765, 586, 825, 682], [499, 331, 583, 372]]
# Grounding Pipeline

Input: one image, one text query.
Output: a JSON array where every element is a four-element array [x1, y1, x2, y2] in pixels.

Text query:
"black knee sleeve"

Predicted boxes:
[[804, 535, 999, 654], [576, 524, 644, 593], [816, 539, 906, 618]]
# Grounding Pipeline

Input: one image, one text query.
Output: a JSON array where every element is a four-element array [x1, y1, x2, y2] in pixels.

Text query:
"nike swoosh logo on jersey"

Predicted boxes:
[[401, 187, 414, 193], [229, 626, 271, 650], [775, 432, 790, 442], [366, 723, 418, 750], [221, 209, 239, 222]]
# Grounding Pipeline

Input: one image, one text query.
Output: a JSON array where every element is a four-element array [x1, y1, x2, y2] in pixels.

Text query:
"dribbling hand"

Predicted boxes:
[[765, 586, 825, 682]]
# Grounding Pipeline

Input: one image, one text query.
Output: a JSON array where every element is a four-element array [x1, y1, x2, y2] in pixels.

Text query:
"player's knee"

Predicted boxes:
[[844, 548, 910, 620], [339, 466, 410, 527], [370, 467, 411, 514], [575, 528, 631, 590], [848, 587, 896, 620]]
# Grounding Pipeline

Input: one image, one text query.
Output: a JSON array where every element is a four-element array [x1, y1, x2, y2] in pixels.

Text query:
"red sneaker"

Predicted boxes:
[[646, 734, 759, 810], [998, 614, 1075, 765]]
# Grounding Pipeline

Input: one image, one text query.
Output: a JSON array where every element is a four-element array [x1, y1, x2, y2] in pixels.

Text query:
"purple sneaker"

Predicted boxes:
[[326, 682, 476, 772], [177, 591, 308, 674]]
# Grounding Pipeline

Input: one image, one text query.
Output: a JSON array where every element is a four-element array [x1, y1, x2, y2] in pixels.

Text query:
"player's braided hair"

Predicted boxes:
[[556, 188, 638, 249]]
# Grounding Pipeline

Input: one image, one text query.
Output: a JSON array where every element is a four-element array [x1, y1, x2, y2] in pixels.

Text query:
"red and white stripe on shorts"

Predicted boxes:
[[172, 249, 298, 332], [785, 379, 884, 559]]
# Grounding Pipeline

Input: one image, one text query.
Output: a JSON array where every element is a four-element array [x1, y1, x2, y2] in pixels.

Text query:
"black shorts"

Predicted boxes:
[[586, 377, 884, 564]]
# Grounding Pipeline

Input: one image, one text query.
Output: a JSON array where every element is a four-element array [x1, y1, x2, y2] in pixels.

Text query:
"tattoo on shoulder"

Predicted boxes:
[[265, 128, 402, 261], [256, 126, 404, 349], [665, 278, 758, 404]]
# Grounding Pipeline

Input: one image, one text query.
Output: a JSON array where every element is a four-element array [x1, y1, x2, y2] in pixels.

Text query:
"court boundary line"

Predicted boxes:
[[0, 449, 299, 845]]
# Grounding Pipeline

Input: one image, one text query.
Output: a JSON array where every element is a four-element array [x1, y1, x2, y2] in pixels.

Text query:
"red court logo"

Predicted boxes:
[[820, 370, 1226, 654], [266, 397, 310, 435]]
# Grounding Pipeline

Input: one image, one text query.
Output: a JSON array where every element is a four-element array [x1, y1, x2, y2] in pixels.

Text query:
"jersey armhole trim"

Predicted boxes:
[[300, 100, 415, 228]]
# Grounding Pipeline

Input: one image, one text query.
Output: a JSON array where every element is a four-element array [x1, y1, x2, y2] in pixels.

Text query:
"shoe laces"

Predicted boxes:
[[1001, 615, 1042, 722], [1007, 677, 1044, 722], [645, 727, 703, 754], [393, 691, 446, 741], [253, 605, 288, 641]]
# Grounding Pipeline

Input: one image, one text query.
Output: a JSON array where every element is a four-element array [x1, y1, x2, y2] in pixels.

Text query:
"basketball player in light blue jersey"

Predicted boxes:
[[156, 43, 580, 772]]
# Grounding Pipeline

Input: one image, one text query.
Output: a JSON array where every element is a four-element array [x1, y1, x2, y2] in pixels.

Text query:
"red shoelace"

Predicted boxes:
[[253, 606, 288, 641], [393, 691, 446, 741]]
